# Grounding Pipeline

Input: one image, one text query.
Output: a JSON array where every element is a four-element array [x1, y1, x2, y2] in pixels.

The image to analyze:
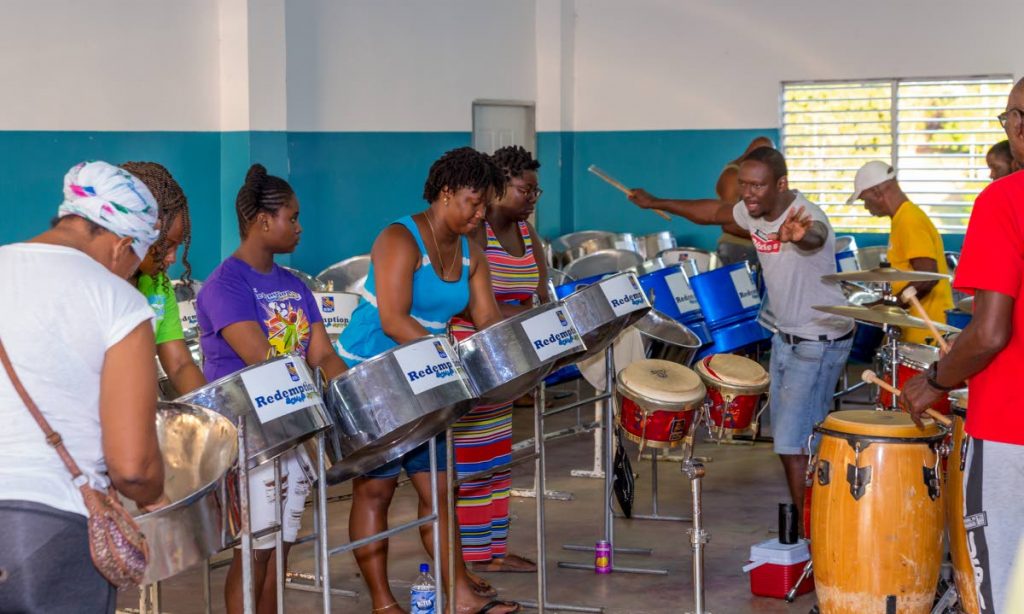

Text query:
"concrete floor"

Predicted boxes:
[[119, 371, 875, 614]]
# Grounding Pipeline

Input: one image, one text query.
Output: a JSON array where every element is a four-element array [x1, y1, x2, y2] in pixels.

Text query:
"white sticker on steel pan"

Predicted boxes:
[[837, 253, 859, 273], [178, 300, 198, 332], [521, 308, 584, 362], [729, 268, 761, 309], [599, 274, 648, 316], [394, 338, 460, 396], [663, 271, 701, 314], [314, 292, 360, 335], [240, 360, 321, 424], [614, 239, 633, 251]]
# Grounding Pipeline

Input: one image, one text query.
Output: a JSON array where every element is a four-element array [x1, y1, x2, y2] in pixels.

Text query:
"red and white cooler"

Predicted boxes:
[[742, 538, 813, 599]]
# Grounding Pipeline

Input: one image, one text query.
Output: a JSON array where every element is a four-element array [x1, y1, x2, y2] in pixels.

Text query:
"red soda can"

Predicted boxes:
[[595, 540, 611, 574]]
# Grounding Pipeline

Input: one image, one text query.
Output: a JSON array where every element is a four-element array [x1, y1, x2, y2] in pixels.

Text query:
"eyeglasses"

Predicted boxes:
[[514, 185, 543, 199], [998, 108, 1024, 130]]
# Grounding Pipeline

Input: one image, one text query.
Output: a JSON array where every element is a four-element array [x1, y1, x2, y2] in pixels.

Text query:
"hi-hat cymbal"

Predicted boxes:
[[957, 296, 974, 312], [822, 267, 951, 284], [812, 304, 961, 333]]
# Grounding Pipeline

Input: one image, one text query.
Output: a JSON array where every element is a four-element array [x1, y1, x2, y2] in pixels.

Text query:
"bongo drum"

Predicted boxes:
[[811, 410, 945, 614], [946, 389, 980, 614], [615, 359, 706, 451], [695, 354, 769, 433]]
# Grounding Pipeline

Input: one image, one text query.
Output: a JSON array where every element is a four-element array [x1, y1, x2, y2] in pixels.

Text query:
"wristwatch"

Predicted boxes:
[[925, 362, 957, 392]]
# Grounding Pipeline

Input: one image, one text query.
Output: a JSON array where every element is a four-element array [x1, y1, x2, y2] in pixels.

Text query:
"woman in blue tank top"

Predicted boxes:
[[337, 148, 518, 614]]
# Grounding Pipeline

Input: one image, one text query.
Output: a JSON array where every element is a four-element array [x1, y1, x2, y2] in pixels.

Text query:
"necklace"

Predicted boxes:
[[423, 210, 459, 280]]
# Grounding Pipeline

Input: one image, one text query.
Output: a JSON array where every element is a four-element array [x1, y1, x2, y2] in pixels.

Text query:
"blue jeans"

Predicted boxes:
[[769, 332, 853, 455], [364, 435, 447, 479]]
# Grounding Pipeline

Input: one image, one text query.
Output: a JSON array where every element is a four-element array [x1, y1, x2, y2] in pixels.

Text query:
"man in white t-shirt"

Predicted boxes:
[[629, 147, 853, 529]]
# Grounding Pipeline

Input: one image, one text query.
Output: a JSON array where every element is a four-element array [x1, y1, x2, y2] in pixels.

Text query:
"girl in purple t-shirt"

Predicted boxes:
[[196, 164, 347, 614]]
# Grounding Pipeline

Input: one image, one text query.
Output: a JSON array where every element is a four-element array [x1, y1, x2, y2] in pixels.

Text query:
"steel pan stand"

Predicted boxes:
[[558, 347, 669, 576], [682, 457, 710, 614]]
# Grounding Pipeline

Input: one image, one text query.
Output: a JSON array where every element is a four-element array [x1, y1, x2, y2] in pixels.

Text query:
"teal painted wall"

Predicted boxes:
[[0, 129, 967, 280]]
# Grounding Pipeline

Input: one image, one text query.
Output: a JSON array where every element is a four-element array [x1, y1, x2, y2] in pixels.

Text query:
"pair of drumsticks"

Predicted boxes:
[[588, 165, 673, 221], [860, 286, 953, 427]]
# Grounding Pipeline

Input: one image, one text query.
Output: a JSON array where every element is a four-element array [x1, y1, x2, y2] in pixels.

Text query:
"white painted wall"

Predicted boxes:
[[572, 0, 1021, 131], [0, 0, 221, 131], [285, 0, 538, 132]]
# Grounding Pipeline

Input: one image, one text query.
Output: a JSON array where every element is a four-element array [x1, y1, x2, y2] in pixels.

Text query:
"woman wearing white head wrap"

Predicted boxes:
[[0, 161, 165, 612]]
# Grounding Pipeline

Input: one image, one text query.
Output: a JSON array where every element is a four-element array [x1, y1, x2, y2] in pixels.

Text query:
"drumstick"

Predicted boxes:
[[860, 370, 952, 427], [588, 164, 673, 221], [901, 287, 951, 353]]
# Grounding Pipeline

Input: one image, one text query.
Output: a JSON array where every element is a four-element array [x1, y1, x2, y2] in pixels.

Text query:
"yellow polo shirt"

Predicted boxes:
[[887, 201, 954, 345]]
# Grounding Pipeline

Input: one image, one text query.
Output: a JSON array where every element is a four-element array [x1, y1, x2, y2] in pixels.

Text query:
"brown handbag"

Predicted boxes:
[[0, 338, 150, 589]]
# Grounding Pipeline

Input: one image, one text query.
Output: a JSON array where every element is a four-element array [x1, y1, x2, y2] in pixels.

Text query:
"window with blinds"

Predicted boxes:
[[781, 76, 1012, 233]]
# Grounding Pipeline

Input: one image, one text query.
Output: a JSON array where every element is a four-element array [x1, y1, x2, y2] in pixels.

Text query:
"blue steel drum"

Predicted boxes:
[[835, 250, 859, 274], [553, 273, 608, 299], [695, 319, 772, 359], [688, 261, 762, 328], [848, 324, 884, 363], [544, 364, 581, 386], [637, 265, 712, 346], [946, 309, 972, 330]]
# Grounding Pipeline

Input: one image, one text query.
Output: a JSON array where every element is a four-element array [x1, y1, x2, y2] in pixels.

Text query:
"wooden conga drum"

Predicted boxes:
[[810, 410, 945, 613], [947, 389, 980, 614]]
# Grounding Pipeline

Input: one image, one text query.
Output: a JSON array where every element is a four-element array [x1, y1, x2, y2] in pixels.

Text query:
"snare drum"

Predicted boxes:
[[695, 354, 769, 433], [946, 389, 980, 614], [616, 359, 706, 448], [811, 410, 945, 614], [878, 343, 952, 414]]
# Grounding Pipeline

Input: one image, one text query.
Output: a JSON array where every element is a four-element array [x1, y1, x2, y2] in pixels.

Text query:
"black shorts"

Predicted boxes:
[[0, 500, 116, 614]]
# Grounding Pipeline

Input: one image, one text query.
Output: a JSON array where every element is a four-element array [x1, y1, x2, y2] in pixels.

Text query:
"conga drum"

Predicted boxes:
[[947, 389, 980, 614], [615, 359, 706, 450], [694, 354, 769, 434], [811, 410, 945, 614]]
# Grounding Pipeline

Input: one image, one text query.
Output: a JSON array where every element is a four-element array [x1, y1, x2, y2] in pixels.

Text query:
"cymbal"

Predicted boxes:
[[812, 304, 961, 333], [956, 296, 974, 312], [822, 267, 951, 284]]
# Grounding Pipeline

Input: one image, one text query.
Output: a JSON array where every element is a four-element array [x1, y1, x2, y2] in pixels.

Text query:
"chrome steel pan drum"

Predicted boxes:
[[659, 247, 720, 273], [316, 254, 372, 294], [554, 272, 651, 368], [856, 245, 888, 270], [282, 266, 327, 292], [563, 249, 644, 280], [631, 309, 702, 367], [178, 356, 331, 468], [637, 231, 676, 260], [563, 233, 639, 264], [552, 230, 615, 260], [324, 336, 475, 484], [460, 302, 586, 405], [127, 401, 239, 585], [156, 341, 203, 401]]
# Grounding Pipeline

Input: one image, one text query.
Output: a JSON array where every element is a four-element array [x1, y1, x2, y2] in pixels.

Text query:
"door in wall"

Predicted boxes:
[[472, 100, 537, 224]]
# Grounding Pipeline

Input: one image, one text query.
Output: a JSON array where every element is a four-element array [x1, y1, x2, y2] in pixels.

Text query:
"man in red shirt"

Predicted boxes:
[[902, 77, 1024, 613]]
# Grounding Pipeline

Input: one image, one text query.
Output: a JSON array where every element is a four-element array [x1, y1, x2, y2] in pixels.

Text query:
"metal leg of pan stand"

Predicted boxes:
[[682, 458, 710, 614], [239, 418, 256, 614], [274, 457, 285, 613], [518, 373, 603, 613], [785, 559, 813, 603], [560, 347, 667, 575], [445, 431, 455, 614], [203, 559, 212, 614], [138, 582, 161, 613], [511, 381, 575, 502], [628, 448, 689, 522], [569, 394, 605, 479]]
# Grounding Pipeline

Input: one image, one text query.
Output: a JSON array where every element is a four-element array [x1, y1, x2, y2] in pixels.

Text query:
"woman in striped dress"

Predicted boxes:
[[451, 146, 549, 573]]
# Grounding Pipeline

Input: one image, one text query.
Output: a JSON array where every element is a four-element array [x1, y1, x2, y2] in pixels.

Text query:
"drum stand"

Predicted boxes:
[[624, 447, 690, 523], [558, 347, 669, 576], [681, 456, 711, 614]]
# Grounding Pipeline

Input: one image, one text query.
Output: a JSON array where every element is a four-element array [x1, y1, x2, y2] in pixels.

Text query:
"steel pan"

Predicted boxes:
[[156, 341, 204, 400], [459, 302, 586, 405], [551, 230, 615, 263], [637, 231, 677, 260], [631, 309, 701, 367], [324, 335, 475, 484], [834, 235, 858, 253], [856, 245, 888, 270], [178, 356, 331, 468], [562, 249, 644, 280], [658, 247, 720, 273], [172, 279, 203, 302], [316, 255, 372, 294], [562, 233, 639, 264], [127, 401, 238, 584], [553, 272, 651, 368], [282, 266, 327, 292]]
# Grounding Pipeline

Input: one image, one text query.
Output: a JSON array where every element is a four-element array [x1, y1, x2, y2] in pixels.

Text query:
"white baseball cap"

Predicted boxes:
[[847, 160, 896, 204]]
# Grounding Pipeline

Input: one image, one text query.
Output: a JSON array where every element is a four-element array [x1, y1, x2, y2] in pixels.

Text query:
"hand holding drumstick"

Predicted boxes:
[[861, 370, 952, 427], [588, 165, 673, 221], [901, 287, 951, 354]]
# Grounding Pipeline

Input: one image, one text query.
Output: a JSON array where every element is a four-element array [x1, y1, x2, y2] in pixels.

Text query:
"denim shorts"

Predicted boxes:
[[364, 435, 447, 479], [769, 332, 853, 455]]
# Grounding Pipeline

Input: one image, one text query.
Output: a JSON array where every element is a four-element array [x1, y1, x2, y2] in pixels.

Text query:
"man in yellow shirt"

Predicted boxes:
[[848, 160, 954, 345]]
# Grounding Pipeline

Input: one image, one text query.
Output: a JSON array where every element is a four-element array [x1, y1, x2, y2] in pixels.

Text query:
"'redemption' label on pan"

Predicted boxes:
[[521, 308, 584, 362], [394, 337, 459, 395], [663, 271, 700, 314], [599, 274, 648, 316], [241, 360, 321, 423]]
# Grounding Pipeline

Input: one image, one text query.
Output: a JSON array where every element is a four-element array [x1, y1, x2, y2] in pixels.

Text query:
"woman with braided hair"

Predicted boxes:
[[196, 163, 347, 614], [337, 147, 519, 613], [120, 161, 205, 396], [449, 145, 547, 575]]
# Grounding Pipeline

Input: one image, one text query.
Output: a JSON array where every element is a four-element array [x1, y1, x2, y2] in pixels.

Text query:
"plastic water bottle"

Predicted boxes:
[[410, 563, 436, 614]]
